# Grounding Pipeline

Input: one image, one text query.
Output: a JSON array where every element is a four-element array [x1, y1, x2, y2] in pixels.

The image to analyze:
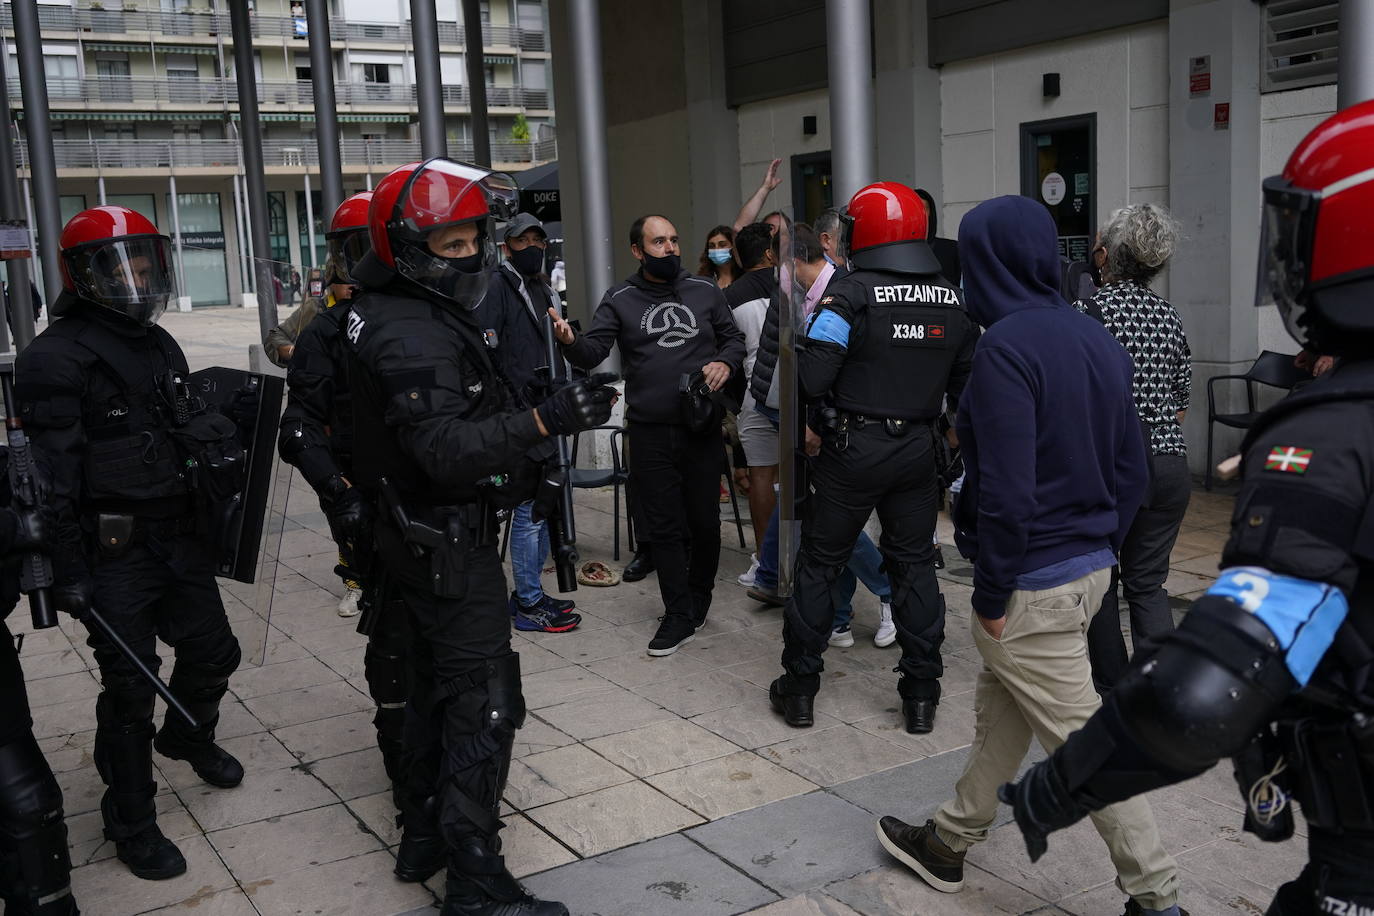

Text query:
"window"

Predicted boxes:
[[44, 54, 80, 100], [166, 53, 201, 103], [1020, 114, 1097, 264], [166, 192, 229, 306], [517, 0, 542, 31], [172, 122, 201, 141], [104, 123, 136, 140], [362, 62, 392, 84], [296, 189, 325, 269], [97, 54, 133, 103]]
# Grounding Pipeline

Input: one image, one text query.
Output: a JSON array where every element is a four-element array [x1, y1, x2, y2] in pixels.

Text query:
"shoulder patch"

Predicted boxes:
[[345, 310, 366, 345], [1264, 446, 1313, 474]]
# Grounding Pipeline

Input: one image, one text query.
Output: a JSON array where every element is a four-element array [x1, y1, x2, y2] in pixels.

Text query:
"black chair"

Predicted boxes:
[[571, 425, 633, 561], [1205, 349, 1304, 489], [720, 437, 748, 550]]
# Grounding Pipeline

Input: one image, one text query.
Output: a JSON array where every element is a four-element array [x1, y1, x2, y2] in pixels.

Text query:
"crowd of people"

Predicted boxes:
[[0, 98, 1370, 916]]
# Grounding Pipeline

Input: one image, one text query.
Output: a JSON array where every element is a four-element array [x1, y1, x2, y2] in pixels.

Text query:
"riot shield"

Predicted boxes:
[[775, 220, 806, 598]]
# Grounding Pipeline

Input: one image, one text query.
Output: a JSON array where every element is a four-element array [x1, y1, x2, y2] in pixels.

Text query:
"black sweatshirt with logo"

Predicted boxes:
[[562, 268, 746, 424]]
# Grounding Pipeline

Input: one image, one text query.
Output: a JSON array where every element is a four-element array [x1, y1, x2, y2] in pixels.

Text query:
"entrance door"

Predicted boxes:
[[790, 152, 832, 226], [1020, 115, 1096, 264]]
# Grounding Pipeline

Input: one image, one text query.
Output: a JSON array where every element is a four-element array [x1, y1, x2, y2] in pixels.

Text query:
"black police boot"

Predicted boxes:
[[394, 795, 446, 883], [903, 699, 938, 735], [103, 795, 186, 881], [441, 839, 569, 916], [622, 548, 654, 582], [769, 677, 814, 728], [154, 667, 243, 789], [933, 545, 946, 570]]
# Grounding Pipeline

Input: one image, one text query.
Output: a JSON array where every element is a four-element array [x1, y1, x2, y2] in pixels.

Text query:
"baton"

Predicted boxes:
[[82, 604, 198, 729]]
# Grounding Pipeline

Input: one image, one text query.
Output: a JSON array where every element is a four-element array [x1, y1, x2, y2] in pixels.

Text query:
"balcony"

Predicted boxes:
[[11, 76, 551, 110], [0, 4, 548, 51], [12, 135, 557, 171]]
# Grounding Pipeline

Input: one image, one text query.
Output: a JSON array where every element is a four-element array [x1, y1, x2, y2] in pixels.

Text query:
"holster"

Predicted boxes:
[[427, 514, 469, 600], [95, 513, 137, 559], [1279, 710, 1374, 832]]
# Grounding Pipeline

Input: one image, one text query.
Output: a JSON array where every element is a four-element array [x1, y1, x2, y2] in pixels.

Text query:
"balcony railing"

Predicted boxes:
[[11, 76, 551, 109], [12, 135, 557, 170], [0, 4, 548, 50]]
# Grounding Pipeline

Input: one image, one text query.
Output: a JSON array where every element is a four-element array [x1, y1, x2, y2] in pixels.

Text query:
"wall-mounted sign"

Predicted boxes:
[[0, 220, 31, 260], [1214, 102, 1230, 130], [1190, 56, 1211, 96], [1041, 171, 1067, 206]]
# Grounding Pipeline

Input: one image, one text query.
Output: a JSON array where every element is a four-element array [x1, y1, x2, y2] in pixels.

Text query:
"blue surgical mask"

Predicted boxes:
[[707, 248, 733, 266]]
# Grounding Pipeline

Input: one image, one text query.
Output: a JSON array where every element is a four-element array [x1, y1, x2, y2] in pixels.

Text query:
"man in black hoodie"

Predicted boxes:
[[550, 214, 746, 656]]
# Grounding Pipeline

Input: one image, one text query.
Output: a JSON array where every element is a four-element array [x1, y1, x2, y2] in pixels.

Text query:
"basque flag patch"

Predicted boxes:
[[1264, 446, 1313, 474]]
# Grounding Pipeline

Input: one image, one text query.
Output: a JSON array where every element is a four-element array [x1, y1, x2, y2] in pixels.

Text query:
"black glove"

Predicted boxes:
[[6, 505, 55, 554], [52, 578, 93, 621], [538, 376, 617, 437], [996, 757, 1095, 863], [322, 476, 369, 547]]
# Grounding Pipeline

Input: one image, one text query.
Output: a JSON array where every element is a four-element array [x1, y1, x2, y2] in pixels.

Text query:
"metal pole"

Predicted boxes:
[[229, 0, 280, 340], [411, 0, 447, 158], [568, 0, 614, 359], [462, 0, 490, 167], [232, 172, 251, 296], [825, 0, 876, 203], [168, 174, 188, 306], [12, 0, 64, 306], [306, 0, 344, 216], [21, 178, 38, 279], [0, 62, 34, 350], [1339, 0, 1374, 109], [303, 172, 317, 270]]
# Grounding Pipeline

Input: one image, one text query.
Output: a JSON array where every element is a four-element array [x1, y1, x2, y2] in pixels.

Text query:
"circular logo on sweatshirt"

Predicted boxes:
[[643, 302, 699, 349]]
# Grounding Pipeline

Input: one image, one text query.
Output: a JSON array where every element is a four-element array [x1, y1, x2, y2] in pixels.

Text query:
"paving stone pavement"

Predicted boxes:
[[10, 307, 1302, 914]]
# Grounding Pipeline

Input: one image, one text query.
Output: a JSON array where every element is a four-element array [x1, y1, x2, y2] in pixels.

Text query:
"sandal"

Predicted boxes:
[[577, 560, 620, 587]]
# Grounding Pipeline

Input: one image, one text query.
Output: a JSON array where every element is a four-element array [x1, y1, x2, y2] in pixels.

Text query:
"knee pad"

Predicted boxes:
[[1113, 594, 1293, 773], [0, 734, 63, 840], [95, 683, 156, 729], [173, 628, 241, 682]]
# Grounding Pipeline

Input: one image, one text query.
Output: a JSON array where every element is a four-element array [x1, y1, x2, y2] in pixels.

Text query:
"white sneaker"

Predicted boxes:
[[829, 625, 855, 648], [737, 553, 760, 587], [337, 589, 361, 617], [874, 601, 896, 647]]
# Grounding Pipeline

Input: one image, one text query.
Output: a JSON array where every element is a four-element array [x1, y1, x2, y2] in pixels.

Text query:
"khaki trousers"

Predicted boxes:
[[932, 568, 1181, 910]]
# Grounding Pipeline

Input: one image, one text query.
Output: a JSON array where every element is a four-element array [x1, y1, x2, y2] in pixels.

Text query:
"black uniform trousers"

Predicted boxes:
[[782, 423, 945, 700], [1266, 826, 1374, 914], [382, 533, 523, 877], [0, 617, 77, 914], [87, 532, 240, 837], [627, 422, 722, 626]]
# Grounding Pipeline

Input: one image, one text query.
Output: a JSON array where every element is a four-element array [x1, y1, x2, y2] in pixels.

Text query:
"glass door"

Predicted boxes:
[[1020, 114, 1096, 264]]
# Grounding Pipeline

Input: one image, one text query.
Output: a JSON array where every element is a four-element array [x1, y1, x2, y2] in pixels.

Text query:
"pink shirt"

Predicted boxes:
[[802, 261, 835, 319]]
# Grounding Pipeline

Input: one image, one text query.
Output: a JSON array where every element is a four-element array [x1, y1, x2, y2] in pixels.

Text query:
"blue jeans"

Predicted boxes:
[[510, 502, 549, 607], [833, 531, 892, 630]]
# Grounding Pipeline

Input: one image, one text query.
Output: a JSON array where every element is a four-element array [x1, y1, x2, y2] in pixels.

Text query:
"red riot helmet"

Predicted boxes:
[[840, 182, 941, 274], [59, 205, 176, 326], [324, 191, 373, 288], [366, 159, 518, 307], [1258, 98, 1374, 355]]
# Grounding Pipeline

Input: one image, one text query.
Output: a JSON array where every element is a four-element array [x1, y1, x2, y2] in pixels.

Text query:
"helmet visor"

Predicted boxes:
[[326, 228, 370, 284], [64, 235, 176, 326], [392, 159, 520, 238], [1256, 176, 1319, 344], [393, 238, 491, 309]]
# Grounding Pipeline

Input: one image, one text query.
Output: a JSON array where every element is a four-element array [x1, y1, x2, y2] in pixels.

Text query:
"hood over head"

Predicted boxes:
[[957, 195, 1065, 327]]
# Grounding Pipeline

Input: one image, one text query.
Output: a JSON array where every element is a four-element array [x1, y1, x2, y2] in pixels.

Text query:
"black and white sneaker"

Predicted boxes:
[[647, 616, 696, 657], [877, 817, 965, 893]]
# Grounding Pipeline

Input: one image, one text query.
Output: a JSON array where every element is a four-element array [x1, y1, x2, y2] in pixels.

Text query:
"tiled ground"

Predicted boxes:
[[10, 307, 1302, 914]]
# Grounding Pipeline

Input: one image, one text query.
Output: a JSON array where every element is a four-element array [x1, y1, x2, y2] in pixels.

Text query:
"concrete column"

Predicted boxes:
[[12, 0, 63, 305], [566, 0, 615, 339], [681, 0, 740, 242], [463, 0, 491, 166], [873, 0, 941, 196], [1167, 0, 1263, 473], [826, 0, 877, 202], [1339, 0, 1374, 108], [412, 0, 448, 158], [168, 173, 192, 312], [306, 0, 345, 216]]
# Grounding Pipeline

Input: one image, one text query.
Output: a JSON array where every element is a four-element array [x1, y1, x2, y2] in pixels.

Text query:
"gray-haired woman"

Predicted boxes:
[[1078, 203, 1192, 692]]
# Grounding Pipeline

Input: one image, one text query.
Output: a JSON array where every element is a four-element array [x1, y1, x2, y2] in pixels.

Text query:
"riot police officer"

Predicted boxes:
[[15, 207, 244, 881], [346, 159, 613, 916], [770, 182, 977, 734], [277, 191, 416, 812], [994, 100, 1374, 915], [0, 468, 77, 914]]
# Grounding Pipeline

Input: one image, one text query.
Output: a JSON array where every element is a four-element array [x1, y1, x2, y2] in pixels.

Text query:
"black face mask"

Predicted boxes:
[[641, 251, 681, 282], [448, 251, 484, 275], [509, 245, 545, 277]]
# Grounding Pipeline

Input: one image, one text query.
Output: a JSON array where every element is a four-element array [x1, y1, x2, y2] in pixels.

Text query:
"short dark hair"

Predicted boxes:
[[628, 213, 671, 249], [789, 224, 825, 264], [763, 210, 791, 231], [735, 222, 774, 270]]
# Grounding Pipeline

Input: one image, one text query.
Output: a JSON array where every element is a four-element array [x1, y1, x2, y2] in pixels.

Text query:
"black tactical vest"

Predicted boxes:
[[830, 269, 971, 420]]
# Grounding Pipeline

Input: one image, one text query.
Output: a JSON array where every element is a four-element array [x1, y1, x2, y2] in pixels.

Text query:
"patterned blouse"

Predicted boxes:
[[1076, 280, 1191, 457]]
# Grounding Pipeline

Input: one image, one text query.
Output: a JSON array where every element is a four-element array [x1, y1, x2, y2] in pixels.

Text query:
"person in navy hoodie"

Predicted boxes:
[[877, 196, 1187, 916]]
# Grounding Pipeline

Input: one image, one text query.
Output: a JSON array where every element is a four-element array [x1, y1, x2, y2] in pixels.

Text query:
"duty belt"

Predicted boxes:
[[836, 411, 933, 451]]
